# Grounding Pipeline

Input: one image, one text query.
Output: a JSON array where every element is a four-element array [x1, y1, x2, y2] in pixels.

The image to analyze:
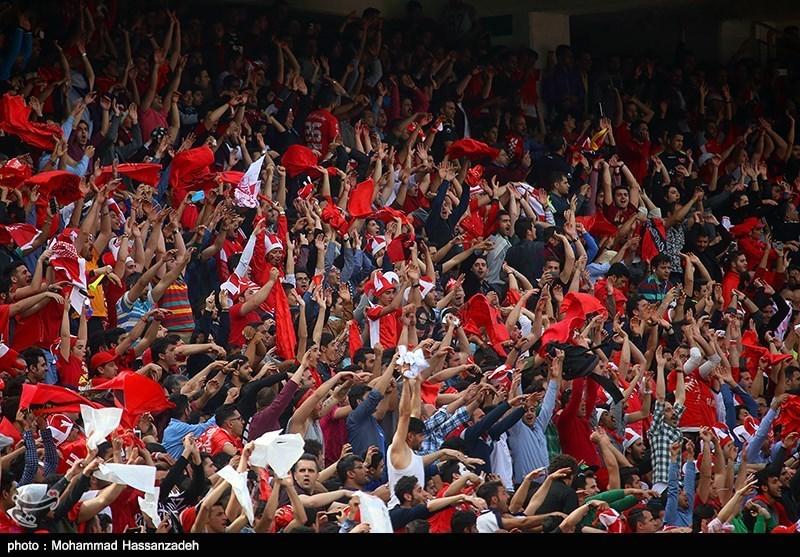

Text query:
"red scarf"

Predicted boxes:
[[752, 493, 792, 526]]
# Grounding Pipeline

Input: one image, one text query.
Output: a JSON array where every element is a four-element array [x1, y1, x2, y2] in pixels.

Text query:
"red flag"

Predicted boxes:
[[446, 139, 500, 161], [348, 320, 362, 361], [561, 292, 608, 322], [26, 171, 82, 205], [539, 316, 585, 355], [640, 218, 666, 263], [347, 177, 375, 218], [169, 146, 215, 194], [740, 331, 794, 369], [0, 223, 41, 251], [576, 213, 618, 239], [281, 144, 321, 178], [386, 233, 415, 263], [321, 198, 350, 236], [19, 383, 103, 415], [0, 157, 33, 189], [459, 294, 510, 356], [89, 370, 174, 426], [273, 277, 298, 361], [774, 394, 800, 439], [96, 162, 162, 187], [0, 416, 21, 446], [0, 94, 64, 150], [369, 206, 413, 227], [0, 343, 25, 376]]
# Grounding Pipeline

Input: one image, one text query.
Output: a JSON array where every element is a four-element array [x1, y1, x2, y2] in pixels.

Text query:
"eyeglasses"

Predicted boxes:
[[297, 276, 310, 282]]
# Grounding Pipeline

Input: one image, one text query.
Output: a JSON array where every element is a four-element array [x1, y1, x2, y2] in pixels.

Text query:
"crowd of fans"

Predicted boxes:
[[0, 0, 799, 535]]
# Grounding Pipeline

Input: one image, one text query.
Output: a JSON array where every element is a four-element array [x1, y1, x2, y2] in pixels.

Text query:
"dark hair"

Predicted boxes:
[[348, 383, 371, 410], [547, 454, 578, 476], [2, 260, 26, 279], [353, 347, 375, 367], [168, 393, 191, 419], [514, 217, 534, 240], [394, 475, 419, 502], [256, 385, 278, 409], [608, 263, 630, 279], [406, 519, 430, 533], [408, 417, 425, 434], [150, 336, 177, 365], [292, 453, 319, 473], [650, 253, 671, 268], [317, 87, 339, 109], [692, 503, 716, 532], [336, 454, 364, 484], [439, 459, 461, 484], [450, 510, 477, 533], [214, 404, 239, 427], [476, 481, 503, 506], [20, 347, 46, 371], [627, 507, 652, 533], [304, 439, 323, 459], [546, 171, 567, 192]]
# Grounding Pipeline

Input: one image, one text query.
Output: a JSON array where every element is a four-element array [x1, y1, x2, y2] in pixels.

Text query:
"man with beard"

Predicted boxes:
[[650, 346, 686, 494]]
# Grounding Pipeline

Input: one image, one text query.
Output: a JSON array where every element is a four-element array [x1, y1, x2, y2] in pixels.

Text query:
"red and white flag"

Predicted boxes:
[[234, 155, 265, 208]]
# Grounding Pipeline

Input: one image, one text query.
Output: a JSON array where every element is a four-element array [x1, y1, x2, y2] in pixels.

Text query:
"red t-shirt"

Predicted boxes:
[[304, 109, 339, 153], [602, 201, 638, 226], [0, 304, 10, 343], [427, 483, 475, 533], [197, 426, 243, 456], [667, 370, 717, 429], [229, 302, 260, 348], [56, 352, 88, 391], [617, 138, 651, 184], [0, 509, 23, 533], [365, 306, 402, 349]]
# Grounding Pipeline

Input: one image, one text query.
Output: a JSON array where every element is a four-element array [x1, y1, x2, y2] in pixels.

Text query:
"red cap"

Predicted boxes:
[[90, 349, 119, 371], [772, 524, 798, 534]]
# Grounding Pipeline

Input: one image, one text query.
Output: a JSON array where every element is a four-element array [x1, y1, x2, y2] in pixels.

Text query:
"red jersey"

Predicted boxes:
[[197, 425, 243, 456], [0, 304, 10, 343], [56, 352, 89, 391], [427, 483, 475, 533], [304, 109, 339, 153], [617, 138, 651, 184], [229, 302, 260, 348], [667, 370, 717, 429], [365, 306, 402, 349]]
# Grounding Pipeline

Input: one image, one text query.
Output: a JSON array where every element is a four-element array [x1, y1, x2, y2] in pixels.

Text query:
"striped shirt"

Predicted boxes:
[[158, 277, 195, 333], [117, 290, 155, 332]]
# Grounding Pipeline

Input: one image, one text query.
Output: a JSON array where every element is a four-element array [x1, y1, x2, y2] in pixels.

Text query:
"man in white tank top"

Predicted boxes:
[[387, 374, 472, 508]]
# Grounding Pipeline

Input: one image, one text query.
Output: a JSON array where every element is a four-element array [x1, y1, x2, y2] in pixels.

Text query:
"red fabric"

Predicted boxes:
[[169, 146, 215, 197], [459, 294, 510, 356], [740, 330, 794, 369], [369, 206, 413, 227], [774, 394, 800, 439], [0, 157, 33, 189], [26, 171, 82, 205], [96, 163, 162, 187], [593, 278, 628, 316], [459, 199, 499, 249], [640, 218, 666, 263], [555, 377, 602, 467], [321, 197, 350, 236], [561, 292, 608, 322], [386, 233, 413, 263], [19, 383, 102, 415], [348, 320, 362, 360], [539, 316, 584, 354], [575, 213, 618, 239], [89, 370, 174, 427], [446, 138, 500, 161], [0, 223, 40, 250], [0, 416, 21, 446], [347, 177, 375, 218], [667, 370, 717, 429], [0, 94, 64, 150], [272, 275, 297, 361], [281, 144, 321, 178], [0, 344, 24, 375]]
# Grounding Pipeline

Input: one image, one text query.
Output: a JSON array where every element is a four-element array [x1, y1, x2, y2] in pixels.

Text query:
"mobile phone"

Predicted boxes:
[[325, 512, 340, 522], [190, 190, 205, 203], [49, 197, 58, 214]]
